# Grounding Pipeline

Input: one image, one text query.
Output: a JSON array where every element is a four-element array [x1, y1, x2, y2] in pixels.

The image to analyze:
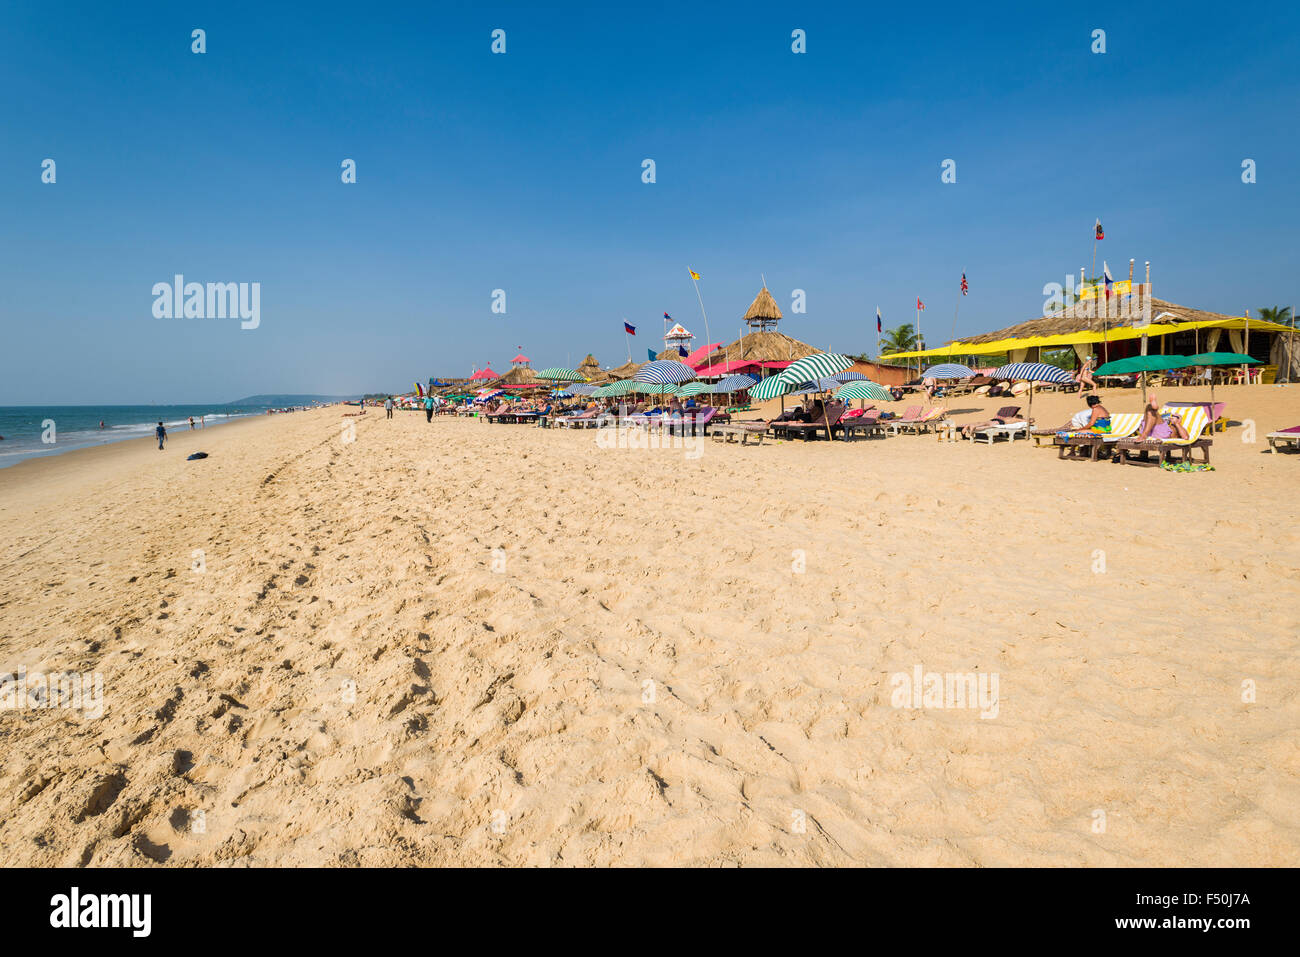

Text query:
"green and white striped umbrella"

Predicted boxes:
[[676, 381, 712, 396], [593, 379, 638, 397], [835, 381, 894, 402], [749, 376, 795, 400], [536, 367, 588, 382], [776, 353, 854, 385]]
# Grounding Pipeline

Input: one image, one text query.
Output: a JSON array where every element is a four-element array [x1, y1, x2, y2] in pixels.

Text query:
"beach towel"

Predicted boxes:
[[186, 452, 208, 460]]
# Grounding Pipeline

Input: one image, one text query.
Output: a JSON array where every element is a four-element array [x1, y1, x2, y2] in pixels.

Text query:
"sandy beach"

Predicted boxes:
[[1, 388, 1298, 867]]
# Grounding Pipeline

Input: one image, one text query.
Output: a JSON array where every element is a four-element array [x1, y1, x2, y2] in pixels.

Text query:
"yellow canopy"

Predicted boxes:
[[882, 317, 1294, 360]]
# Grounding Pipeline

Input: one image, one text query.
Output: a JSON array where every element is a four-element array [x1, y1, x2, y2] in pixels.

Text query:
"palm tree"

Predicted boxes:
[[879, 323, 919, 355], [1258, 306, 1294, 327]]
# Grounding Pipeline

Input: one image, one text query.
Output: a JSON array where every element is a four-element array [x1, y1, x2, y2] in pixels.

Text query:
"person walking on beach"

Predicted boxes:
[[385, 396, 394, 419], [423, 394, 434, 423], [188, 416, 196, 430], [155, 421, 167, 450], [1076, 355, 1097, 394]]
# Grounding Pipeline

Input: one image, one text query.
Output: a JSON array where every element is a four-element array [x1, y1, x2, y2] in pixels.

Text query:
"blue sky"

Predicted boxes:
[[2, 1, 1298, 403]]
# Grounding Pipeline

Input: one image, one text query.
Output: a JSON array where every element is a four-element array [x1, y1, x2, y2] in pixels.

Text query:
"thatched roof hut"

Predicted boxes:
[[695, 329, 822, 371], [603, 359, 643, 380], [489, 365, 541, 387], [743, 287, 783, 331], [959, 294, 1240, 345]]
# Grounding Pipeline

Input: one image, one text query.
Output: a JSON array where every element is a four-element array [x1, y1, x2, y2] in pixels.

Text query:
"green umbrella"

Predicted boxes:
[[1093, 354, 1190, 376], [677, 382, 712, 397], [835, 381, 894, 403], [749, 376, 795, 400], [1184, 353, 1262, 422], [536, 367, 588, 383]]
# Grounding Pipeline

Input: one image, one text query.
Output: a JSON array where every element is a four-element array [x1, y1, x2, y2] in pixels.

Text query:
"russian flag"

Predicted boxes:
[[876, 307, 883, 333], [624, 321, 636, 335]]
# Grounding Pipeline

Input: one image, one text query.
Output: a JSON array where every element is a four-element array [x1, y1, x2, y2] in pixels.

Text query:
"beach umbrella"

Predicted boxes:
[[776, 352, 854, 385], [677, 382, 712, 397], [567, 383, 598, 395], [715, 374, 759, 393], [1184, 353, 1261, 421], [593, 380, 637, 398], [921, 363, 975, 379], [749, 376, 795, 400], [835, 381, 894, 403], [633, 359, 696, 404], [833, 370, 870, 382], [1094, 354, 1192, 407], [633, 359, 697, 385], [991, 362, 1074, 430], [536, 367, 588, 383]]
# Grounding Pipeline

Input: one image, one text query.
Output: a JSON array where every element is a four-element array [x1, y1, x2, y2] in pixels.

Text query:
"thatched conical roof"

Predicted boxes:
[[695, 330, 821, 371], [578, 353, 602, 378], [490, 365, 541, 387], [742, 286, 783, 332], [603, 359, 643, 380], [958, 293, 1242, 346]]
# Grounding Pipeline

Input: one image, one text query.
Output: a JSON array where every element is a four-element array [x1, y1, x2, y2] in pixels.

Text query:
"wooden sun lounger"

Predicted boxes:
[[1114, 405, 1213, 467], [711, 422, 769, 445], [1267, 427, 1300, 453], [968, 422, 1029, 444], [772, 401, 847, 441], [1052, 412, 1144, 461]]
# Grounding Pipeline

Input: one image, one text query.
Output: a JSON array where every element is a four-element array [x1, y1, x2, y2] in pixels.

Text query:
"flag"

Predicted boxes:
[[678, 345, 688, 357], [689, 269, 701, 281], [961, 273, 968, 296], [917, 298, 925, 311], [1103, 261, 1114, 299], [1095, 219, 1104, 241], [876, 307, 883, 333], [647, 348, 656, 361], [624, 321, 636, 335], [663, 312, 671, 320], [415, 382, 423, 397]]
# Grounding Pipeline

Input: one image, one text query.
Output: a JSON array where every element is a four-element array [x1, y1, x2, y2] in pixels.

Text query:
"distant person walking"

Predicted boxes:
[[155, 421, 167, 450], [385, 397, 394, 419], [188, 416, 196, 430], [424, 394, 434, 423]]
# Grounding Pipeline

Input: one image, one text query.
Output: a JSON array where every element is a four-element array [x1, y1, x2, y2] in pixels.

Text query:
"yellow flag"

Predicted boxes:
[[689, 269, 701, 281]]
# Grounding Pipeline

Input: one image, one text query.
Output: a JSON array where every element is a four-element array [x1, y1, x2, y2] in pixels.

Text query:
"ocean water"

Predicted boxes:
[[0, 405, 270, 469]]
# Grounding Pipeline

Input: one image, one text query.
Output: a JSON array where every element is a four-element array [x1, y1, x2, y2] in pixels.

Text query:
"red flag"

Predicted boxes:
[[960, 273, 968, 296], [917, 298, 925, 311], [1095, 219, 1104, 241]]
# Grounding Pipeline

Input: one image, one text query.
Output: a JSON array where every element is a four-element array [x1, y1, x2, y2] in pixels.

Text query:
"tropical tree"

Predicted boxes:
[[879, 323, 920, 355], [1258, 306, 1294, 327]]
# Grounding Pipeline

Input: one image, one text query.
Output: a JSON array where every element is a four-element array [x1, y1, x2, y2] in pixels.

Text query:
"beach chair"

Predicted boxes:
[[1267, 426, 1300, 453], [1114, 405, 1213, 466], [895, 407, 947, 435], [881, 406, 923, 435], [842, 410, 885, 440], [1053, 412, 1144, 461], [1167, 400, 1228, 433], [555, 409, 598, 428], [777, 401, 847, 441], [711, 422, 769, 445]]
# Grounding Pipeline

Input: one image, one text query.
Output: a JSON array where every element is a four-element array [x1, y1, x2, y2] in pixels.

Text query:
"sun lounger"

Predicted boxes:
[[1052, 412, 1144, 460], [893, 407, 947, 435], [555, 409, 599, 428], [881, 405, 923, 435], [968, 422, 1029, 444], [842, 410, 885, 440], [1267, 426, 1300, 453], [773, 401, 848, 441], [711, 421, 770, 445], [1114, 405, 1213, 466]]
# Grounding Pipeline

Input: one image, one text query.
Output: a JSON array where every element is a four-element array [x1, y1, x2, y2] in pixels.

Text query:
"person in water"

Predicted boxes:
[[155, 421, 167, 450], [99, 420, 106, 429]]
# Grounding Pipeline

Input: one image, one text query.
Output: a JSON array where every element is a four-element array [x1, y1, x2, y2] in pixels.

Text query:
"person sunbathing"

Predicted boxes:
[[960, 411, 1026, 439], [1051, 395, 1109, 432], [1135, 395, 1188, 440]]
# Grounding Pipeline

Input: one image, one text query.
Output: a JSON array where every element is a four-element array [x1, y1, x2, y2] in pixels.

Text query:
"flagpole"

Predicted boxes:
[[690, 270, 713, 376], [623, 320, 631, 364]]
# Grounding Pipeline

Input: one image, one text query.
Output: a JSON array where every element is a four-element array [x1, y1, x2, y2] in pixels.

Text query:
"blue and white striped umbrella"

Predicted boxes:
[[568, 383, 598, 395], [991, 362, 1074, 384], [921, 363, 975, 379], [749, 376, 795, 400], [633, 359, 697, 385], [776, 352, 855, 385], [833, 370, 870, 382], [714, 374, 759, 392]]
